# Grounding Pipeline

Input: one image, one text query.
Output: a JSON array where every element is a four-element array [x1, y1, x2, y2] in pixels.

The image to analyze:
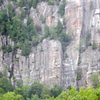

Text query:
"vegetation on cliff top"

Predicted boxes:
[[0, 0, 70, 56]]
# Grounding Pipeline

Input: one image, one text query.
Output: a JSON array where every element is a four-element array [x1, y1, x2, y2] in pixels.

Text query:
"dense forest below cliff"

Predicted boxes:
[[0, 0, 100, 99], [0, 73, 100, 100]]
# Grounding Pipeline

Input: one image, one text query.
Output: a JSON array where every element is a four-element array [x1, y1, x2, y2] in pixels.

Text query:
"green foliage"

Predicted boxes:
[[0, 75, 100, 100], [1, 92, 23, 100], [16, 0, 26, 7], [50, 85, 62, 98], [7, 3, 15, 18], [31, 95, 41, 100], [1, 45, 13, 53], [16, 0, 39, 8], [0, 89, 4, 100], [14, 86, 30, 100], [56, 21, 63, 35], [44, 21, 72, 44], [21, 41, 31, 57], [31, 0, 39, 8], [0, 2, 71, 56], [48, 0, 55, 5], [54, 87, 98, 100], [55, 91, 68, 100], [77, 88, 98, 100], [32, 35, 40, 46], [47, 87, 100, 100], [0, 7, 39, 56], [0, 9, 6, 23], [0, 9, 8, 35], [91, 73, 100, 88], [56, 21, 71, 44], [29, 82, 44, 98], [96, 88, 100, 100], [6, 16, 22, 42], [16, 79, 23, 88], [58, 0, 66, 16], [0, 77, 14, 92]]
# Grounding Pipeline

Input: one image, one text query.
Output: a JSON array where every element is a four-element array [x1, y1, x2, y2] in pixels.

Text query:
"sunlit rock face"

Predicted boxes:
[[0, 0, 100, 88]]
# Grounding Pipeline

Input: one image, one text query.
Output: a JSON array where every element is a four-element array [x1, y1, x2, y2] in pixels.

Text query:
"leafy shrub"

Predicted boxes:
[[96, 88, 100, 100], [0, 77, 14, 92], [14, 86, 30, 100], [7, 3, 15, 18], [48, 0, 55, 5], [1, 45, 13, 53], [16, 0, 26, 7], [0, 88, 5, 95], [31, 0, 39, 8], [21, 42, 31, 57], [0, 9, 6, 22], [91, 73, 100, 88], [29, 82, 44, 98], [1, 92, 23, 100], [0, 7, 37, 56], [50, 85, 62, 98], [32, 35, 40, 46], [58, 1, 66, 16], [31, 95, 41, 100], [44, 21, 72, 44]]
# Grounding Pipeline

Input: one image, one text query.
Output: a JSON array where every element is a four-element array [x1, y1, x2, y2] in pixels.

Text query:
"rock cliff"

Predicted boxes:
[[0, 0, 100, 88]]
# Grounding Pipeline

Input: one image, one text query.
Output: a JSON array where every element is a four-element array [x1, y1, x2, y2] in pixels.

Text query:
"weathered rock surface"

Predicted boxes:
[[0, 0, 100, 88]]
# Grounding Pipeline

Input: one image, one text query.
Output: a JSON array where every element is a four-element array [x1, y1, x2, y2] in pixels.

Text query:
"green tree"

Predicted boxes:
[[78, 88, 98, 100], [55, 91, 68, 100], [96, 88, 100, 100], [31, 95, 41, 100], [50, 85, 62, 98], [58, 0, 66, 16], [16, 0, 26, 7], [0, 88, 5, 100], [91, 73, 100, 88], [6, 16, 22, 42], [21, 41, 31, 57], [29, 82, 44, 98], [1, 92, 23, 100], [15, 86, 30, 100], [1, 45, 13, 53], [48, 0, 55, 5], [0, 9, 8, 36], [0, 77, 14, 92], [31, 0, 39, 8]]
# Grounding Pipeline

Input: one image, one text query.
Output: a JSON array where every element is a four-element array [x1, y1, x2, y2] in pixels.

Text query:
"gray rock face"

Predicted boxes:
[[1, 38, 62, 87], [0, 0, 100, 88]]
